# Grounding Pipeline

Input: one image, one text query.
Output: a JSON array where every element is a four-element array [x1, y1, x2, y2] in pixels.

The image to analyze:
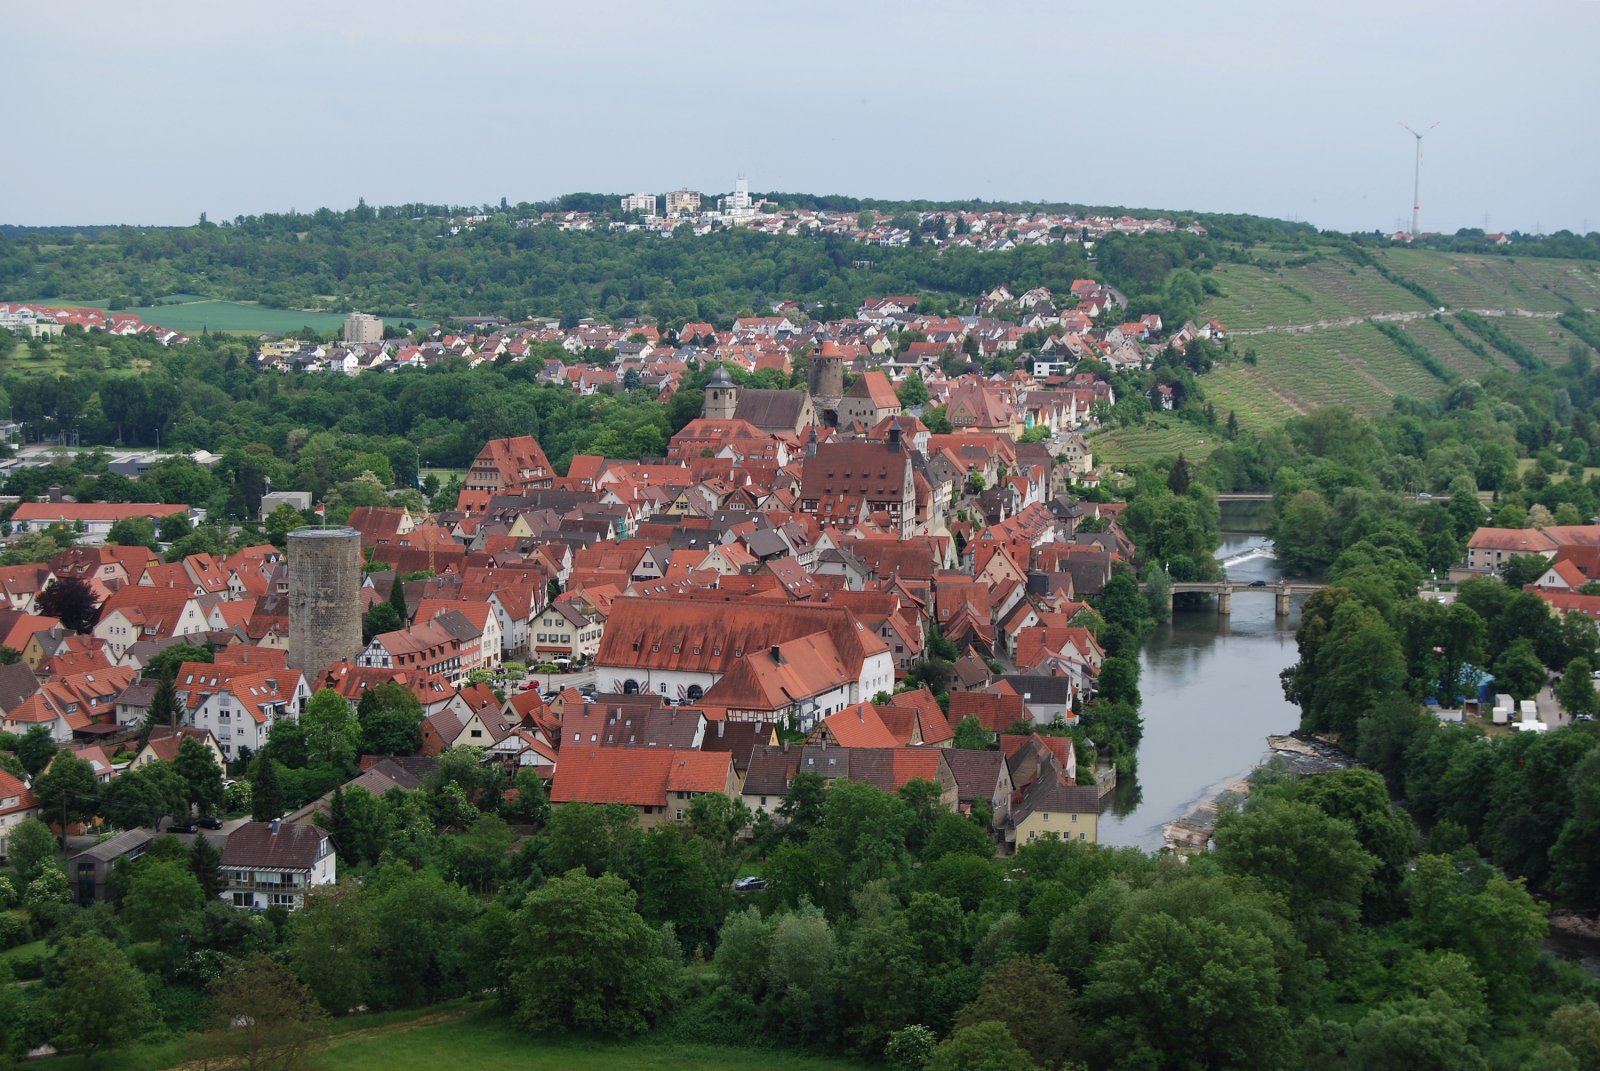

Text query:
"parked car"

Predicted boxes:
[[167, 819, 199, 834], [196, 815, 225, 830], [521, 681, 541, 691], [733, 876, 768, 892]]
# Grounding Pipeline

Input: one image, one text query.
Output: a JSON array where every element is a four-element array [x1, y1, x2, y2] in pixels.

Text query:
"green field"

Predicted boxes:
[[29, 1004, 878, 1071], [315, 1015, 876, 1071], [9, 296, 349, 336], [121, 299, 349, 335]]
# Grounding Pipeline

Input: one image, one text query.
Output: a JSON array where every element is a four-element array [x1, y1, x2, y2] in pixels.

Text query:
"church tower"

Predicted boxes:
[[702, 364, 740, 421]]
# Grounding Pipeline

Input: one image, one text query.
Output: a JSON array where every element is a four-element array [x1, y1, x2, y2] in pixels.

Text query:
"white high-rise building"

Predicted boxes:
[[621, 193, 657, 215], [342, 312, 383, 344]]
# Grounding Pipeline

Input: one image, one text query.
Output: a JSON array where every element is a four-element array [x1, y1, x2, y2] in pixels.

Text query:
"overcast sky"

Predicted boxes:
[[7, 0, 1598, 234]]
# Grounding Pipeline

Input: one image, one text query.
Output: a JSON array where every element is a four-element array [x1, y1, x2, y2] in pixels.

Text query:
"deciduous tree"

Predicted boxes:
[[174, 736, 225, 814], [38, 575, 101, 633], [32, 751, 101, 830], [507, 869, 674, 1036], [301, 689, 361, 771], [203, 953, 327, 1071], [927, 1021, 1039, 1071], [954, 955, 1079, 1069], [123, 859, 204, 942], [289, 880, 377, 1016], [44, 934, 152, 1063]]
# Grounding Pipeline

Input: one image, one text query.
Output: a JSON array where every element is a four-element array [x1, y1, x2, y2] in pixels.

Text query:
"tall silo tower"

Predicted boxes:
[[287, 526, 362, 678]]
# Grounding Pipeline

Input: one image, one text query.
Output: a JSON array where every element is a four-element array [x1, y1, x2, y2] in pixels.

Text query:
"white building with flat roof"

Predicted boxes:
[[343, 312, 383, 344]]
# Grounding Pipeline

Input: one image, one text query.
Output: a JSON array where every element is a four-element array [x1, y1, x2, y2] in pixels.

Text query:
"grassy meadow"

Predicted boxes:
[[315, 1014, 878, 1071], [10, 296, 349, 336], [121, 298, 349, 335]]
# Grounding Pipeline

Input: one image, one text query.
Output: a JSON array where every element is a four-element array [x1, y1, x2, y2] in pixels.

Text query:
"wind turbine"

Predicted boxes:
[[1401, 121, 1440, 241]]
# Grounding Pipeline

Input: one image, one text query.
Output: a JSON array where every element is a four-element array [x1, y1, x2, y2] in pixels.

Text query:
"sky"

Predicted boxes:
[[7, 0, 1599, 234]]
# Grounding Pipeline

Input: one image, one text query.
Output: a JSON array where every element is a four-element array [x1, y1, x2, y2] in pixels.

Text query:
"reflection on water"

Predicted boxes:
[[1097, 534, 1304, 850], [1108, 770, 1143, 817]]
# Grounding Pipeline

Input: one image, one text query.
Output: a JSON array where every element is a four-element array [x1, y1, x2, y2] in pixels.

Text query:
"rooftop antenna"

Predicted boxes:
[[1400, 121, 1439, 241]]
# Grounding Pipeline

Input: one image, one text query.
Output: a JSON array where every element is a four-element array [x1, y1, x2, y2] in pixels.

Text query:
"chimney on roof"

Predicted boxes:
[[269, 818, 281, 835], [770, 644, 783, 664], [888, 427, 902, 452]]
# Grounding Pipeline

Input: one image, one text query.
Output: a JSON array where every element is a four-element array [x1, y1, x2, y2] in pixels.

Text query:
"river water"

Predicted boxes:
[[1098, 531, 1304, 850]]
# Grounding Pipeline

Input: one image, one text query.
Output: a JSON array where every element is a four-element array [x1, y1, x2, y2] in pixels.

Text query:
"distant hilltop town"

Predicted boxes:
[[450, 177, 1208, 251]]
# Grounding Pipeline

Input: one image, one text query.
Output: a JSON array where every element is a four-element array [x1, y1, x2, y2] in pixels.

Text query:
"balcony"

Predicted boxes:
[[225, 875, 306, 893]]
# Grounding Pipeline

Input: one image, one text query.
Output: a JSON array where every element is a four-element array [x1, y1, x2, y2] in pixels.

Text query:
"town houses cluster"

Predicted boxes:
[[0, 303, 189, 346], [0, 333, 1147, 893], [251, 279, 1225, 393], [8, 333, 1596, 907]]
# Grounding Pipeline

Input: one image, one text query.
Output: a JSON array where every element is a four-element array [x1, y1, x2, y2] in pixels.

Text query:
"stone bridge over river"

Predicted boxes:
[[1159, 579, 1330, 616]]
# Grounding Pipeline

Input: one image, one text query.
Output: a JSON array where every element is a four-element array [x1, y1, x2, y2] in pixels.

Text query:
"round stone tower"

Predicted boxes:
[[702, 364, 740, 420], [287, 526, 363, 678], [808, 343, 847, 425]]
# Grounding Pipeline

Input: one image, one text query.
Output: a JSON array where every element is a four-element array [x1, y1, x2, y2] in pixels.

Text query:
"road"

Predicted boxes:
[[516, 667, 597, 697], [60, 814, 254, 857], [1229, 305, 1591, 339]]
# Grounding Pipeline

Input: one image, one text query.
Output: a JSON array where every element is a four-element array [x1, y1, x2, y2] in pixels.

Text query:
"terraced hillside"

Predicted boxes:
[[1201, 322, 1446, 430], [1480, 313, 1592, 368], [1199, 259, 1429, 330], [1377, 249, 1600, 312], [1187, 250, 1600, 434], [1392, 315, 1509, 378]]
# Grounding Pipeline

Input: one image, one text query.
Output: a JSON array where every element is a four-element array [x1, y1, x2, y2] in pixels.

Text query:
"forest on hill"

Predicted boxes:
[[3, 196, 1594, 333]]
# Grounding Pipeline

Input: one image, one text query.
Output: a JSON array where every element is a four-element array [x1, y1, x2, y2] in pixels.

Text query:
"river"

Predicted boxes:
[[1098, 531, 1304, 850]]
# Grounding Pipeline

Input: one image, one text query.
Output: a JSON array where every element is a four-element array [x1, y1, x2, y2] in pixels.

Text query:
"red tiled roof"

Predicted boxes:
[[550, 747, 733, 807]]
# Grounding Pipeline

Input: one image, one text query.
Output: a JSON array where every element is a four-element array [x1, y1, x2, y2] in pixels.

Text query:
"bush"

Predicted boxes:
[[656, 975, 763, 1047], [223, 779, 252, 813], [887, 1024, 939, 1071], [9, 948, 49, 982], [146, 980, 217, 1037], [0, 908, 31, 949]]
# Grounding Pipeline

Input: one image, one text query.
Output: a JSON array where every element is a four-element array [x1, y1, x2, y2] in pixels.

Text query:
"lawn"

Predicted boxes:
[[1, 936, 46, 964], [320, 1013, 873, 1071], [31, 1004, 878, 1071]]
